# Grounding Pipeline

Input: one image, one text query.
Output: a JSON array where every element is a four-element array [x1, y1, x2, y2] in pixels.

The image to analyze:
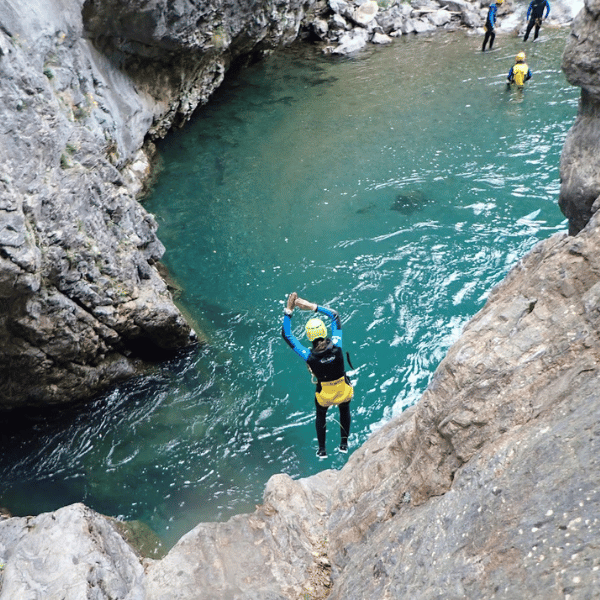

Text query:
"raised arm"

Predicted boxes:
[[315, 305, 342, 347], [281, 292, 310, 360], [283, 294, 343, 353]]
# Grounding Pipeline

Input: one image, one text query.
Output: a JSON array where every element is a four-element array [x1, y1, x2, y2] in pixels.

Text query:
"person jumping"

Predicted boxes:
[[281, 292, 354, 458]]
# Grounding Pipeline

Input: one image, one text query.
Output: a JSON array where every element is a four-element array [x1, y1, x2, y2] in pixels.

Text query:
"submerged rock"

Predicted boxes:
[[390, 189, 430, 214]]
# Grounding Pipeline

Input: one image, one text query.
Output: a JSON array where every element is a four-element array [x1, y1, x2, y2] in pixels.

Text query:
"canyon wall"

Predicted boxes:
[[0, 0, 316, 407], [1, 0, 554, 409], [559, 0, 600, 234]]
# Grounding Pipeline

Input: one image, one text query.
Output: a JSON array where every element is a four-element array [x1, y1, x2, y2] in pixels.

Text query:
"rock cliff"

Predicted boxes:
[[0, 0, 317, 407], [1, 0, 599, 599], [559, 0, 600, 234]]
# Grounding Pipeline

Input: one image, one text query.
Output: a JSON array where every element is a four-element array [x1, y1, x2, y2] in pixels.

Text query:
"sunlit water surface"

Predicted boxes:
[[0, 29, 578, 547]]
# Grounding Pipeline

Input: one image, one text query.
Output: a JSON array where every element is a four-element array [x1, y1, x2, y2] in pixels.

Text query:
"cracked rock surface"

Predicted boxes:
[[0, 0, 315, 407]]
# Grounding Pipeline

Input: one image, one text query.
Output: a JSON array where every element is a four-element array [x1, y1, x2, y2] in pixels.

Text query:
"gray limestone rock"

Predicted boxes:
[[0, 503, 145, 600], [330, 12, 350, 32], [352, 0, 379, 26], [372, 31, 394, 43], [376, 12, 406, 34], [428, 8, 453, 26], [332, 28, 369, 53], [0, 0, 316, 408], [0, 2, 193, 407], [559, 0, 600, 234], [412, 16, 437, 32], [144, 470, 337, 600], [329, 0, 355, 21], [313, 17, 330, 39]]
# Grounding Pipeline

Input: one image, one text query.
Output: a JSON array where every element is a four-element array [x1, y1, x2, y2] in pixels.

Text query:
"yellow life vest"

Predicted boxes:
[[315, 376, 354, 408], [513, 63, 529, 87]]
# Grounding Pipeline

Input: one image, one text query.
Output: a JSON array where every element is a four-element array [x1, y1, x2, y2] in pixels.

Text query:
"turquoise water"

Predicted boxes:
[[0, 30, 578, 548]]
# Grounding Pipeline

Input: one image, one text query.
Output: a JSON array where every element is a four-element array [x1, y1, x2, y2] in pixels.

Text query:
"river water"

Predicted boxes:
[[0, 28, 578, 548]]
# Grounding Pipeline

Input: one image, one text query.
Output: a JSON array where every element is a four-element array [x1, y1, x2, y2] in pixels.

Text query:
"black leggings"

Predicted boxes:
[[315, 399, 351, 451], [523, 17, 542, 41], [482, 28, 495, 51]]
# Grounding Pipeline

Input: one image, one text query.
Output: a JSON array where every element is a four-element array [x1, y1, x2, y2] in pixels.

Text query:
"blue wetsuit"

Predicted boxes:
[[482, 3, 499, 51], [524, 0, 550, 41], [282, 305, 353, 454]]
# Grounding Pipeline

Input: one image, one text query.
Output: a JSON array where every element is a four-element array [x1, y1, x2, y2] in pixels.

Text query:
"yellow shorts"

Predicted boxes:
[[316, 376, 354, 408]]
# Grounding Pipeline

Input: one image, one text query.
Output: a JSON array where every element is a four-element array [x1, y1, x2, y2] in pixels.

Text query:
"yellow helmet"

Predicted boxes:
[[305, 318, 327, 341], [516, 52, 526, 62]]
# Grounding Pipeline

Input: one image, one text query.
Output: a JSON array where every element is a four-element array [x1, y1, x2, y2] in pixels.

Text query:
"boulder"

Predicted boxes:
[[413, 17, 438, 32], [438, 0, 470, 10], [313, 17, 330, 38], [428, 8, 453, 25], [333, 29, 370, 53], [353, 0, 379, 25], [461, 8, 484, 27], [330, 12, 351, 31], [377, 12, 406, 33], [0, 504, 145, 599], [372, 32, 394, 43], [329, 0, 355, 20], [402, 17, 419, 34]]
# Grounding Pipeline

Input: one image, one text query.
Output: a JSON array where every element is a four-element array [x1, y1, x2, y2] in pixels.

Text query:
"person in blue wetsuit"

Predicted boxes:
[[282, 292, 354, 459], [482, 0, 503, 52], [523, 0, 550, 41]]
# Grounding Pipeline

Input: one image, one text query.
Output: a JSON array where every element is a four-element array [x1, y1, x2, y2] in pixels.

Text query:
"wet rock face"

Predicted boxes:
[[0, 4, 191, 408], [81, 0, 315, 134], [0, 0, 315, 408], [559, 0, 600, 235]]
